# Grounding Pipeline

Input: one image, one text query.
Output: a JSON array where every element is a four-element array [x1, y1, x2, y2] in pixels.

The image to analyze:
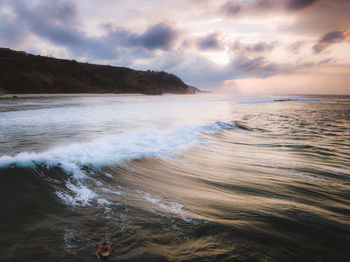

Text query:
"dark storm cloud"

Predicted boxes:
[[286, 0, 319, 11], [196, 32, 223, 51], [232, 40, 278, 55], [313, 30, 349, 53]]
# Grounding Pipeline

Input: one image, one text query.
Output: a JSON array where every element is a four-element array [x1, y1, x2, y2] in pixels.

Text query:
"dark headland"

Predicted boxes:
[[0, 48, 200, 95]]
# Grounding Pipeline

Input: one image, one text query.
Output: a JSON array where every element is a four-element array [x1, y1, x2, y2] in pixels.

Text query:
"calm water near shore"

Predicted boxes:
[[0, 93, 349, 261]]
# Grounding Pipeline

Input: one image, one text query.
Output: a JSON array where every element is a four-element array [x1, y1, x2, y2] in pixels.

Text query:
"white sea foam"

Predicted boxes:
[[55, 181, 97, 207], [103, 206, 112, 219], [104, 173, 113, 178], [63, 229, 75, 250], [97, 198, 112, 205], [0, 122, 235, 178], [0, 121, 236, 209], [102, 188, 123, 196]]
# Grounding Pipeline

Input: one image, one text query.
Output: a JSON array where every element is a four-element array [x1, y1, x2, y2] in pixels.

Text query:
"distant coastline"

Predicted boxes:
[[0, 48, 201, 95]]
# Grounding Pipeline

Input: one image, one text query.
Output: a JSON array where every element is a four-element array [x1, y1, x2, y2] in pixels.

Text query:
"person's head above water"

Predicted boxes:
[[96, 233, 111, 259]]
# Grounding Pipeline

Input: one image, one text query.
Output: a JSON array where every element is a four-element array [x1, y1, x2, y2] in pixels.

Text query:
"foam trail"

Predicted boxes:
[[137, 190, 193, 223], [55, 181, 97, 207]]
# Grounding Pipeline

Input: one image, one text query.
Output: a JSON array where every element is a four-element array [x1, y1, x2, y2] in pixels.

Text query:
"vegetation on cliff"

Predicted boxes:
[[0, 48, 199, 95]]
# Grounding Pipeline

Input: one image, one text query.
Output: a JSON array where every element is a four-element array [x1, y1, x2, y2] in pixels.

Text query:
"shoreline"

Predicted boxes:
[[0, 93, 147, 98]]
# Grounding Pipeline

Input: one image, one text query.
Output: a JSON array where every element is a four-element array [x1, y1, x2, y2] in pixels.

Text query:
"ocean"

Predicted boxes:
[[0, 93, 349, 261]]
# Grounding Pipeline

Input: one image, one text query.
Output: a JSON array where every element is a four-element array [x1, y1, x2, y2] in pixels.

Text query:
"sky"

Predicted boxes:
[[0, 0, 349, 94]]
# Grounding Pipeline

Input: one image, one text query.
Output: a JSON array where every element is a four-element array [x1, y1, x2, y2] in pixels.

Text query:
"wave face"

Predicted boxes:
[[0, 121, 235, 178], [1, 94, 350, 261]]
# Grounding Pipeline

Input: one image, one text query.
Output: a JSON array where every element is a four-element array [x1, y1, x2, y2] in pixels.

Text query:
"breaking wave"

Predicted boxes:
[[0, 121, 236, 179]]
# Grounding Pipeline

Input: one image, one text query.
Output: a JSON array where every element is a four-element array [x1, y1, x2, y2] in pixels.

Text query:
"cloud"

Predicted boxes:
[[220, 2, 242, 17], [3, 0, 180, 62], [229, 55, 295, 78], [172, 54, 229, 87], [317, 57, 334, 65], [137, 23, 179, 50], [278, 0, 350, 36], [196, 31, 223, 51], [160, 49, 307, 88], [252, 0, 275, 10], [285, 0, 320, 11], [0, 12, 28, 47], [313, 30, 349, 53], [287, 41, 305, 54], [219, 0, 285, 18], [1, 0, 349, 93], [6, 0, 117, 59], [181, 38, 196, 49], [232, 40, 278, 55], [219, 0, 347, 31], [220, 0, 321, 17], [105, 22, 180, 51], [13, 0, 78, 26]]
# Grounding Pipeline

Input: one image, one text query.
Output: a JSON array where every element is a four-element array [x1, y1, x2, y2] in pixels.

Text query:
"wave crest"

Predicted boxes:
[[0, 121, 236, 178]]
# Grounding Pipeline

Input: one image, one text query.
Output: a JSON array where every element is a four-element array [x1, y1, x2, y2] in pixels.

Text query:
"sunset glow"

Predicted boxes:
[[1, 0, 349, 93]]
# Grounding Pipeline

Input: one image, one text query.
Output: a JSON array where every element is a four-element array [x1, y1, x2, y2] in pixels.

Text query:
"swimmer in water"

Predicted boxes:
[[96, 233, 112, 260]]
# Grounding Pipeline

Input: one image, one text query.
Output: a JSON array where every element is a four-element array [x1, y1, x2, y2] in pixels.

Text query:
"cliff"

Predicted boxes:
[[0, 48, 200, 95]]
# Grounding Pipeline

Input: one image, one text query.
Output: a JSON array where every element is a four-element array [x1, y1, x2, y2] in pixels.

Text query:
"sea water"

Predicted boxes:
[[0, 93, 349, 261]]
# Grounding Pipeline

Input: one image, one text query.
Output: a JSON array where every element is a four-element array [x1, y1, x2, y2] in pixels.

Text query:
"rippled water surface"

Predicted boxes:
[[0, 94, 349, 261]]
